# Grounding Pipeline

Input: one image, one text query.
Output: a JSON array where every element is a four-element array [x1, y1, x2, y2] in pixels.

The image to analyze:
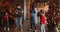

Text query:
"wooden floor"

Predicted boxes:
[[0, 19, 52, 32]]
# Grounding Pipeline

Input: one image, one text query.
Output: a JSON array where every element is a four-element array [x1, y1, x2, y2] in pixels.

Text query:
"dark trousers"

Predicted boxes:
[[30, 17, 37, 30], [4, 21, 9, 28]]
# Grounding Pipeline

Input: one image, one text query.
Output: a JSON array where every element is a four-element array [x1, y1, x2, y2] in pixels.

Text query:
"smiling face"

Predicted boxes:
[[44, 5, 49, 11]]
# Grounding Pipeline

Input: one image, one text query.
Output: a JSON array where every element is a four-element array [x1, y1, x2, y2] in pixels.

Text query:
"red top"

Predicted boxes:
[[40, 15, 46, 24], [4, 15, 9, 21]]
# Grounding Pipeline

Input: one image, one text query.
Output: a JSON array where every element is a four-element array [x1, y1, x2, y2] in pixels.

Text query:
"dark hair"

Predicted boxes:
[[31, 3, 37, 9], [4, 12, 8, 15], [16, 4, 20, 6], [40, 10, 44, 14]]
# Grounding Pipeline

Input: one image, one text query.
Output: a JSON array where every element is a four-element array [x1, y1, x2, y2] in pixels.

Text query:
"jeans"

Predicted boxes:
[[30, 20, 37, 30], [40, 24, 45, 32], [32, 13, 38, 24], [30, 16, 37, 30], [15, 17, 23, 29]]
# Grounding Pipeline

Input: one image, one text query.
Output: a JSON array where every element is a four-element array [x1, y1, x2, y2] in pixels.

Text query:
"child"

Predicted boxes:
[[39, 10, 47, 32], [3, 12, 9, 31]]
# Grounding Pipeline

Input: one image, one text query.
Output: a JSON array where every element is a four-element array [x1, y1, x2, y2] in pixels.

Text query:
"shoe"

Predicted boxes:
[[35, 30, 38, 32], [4, 27, 6, 30], [7, 28, 9, 31]]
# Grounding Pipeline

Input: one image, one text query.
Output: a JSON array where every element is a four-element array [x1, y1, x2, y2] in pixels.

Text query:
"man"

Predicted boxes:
[[14, 4, 23, 31], [29, 3, 38, 32]]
